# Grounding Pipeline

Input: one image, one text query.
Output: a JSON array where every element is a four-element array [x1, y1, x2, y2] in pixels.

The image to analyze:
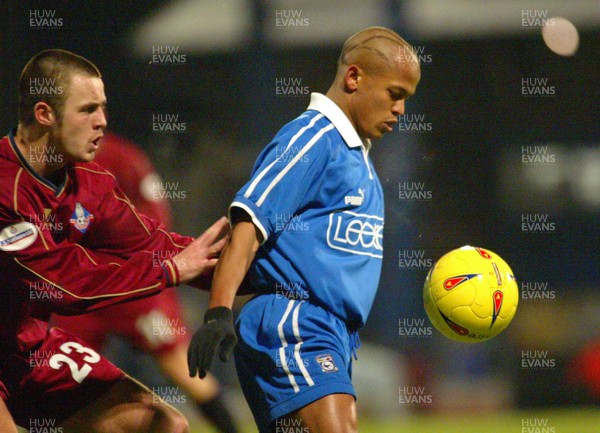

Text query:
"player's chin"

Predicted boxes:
[[371, 128, 388, 140], [79, 151, 96, 163]]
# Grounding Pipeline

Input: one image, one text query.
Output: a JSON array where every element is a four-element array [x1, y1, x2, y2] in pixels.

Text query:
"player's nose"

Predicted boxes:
[[392, 100, 405, 116], [94, 108, 107, 129]]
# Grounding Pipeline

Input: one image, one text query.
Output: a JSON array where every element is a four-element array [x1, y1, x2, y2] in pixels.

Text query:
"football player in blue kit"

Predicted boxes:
[[188, 26, 421, 433]]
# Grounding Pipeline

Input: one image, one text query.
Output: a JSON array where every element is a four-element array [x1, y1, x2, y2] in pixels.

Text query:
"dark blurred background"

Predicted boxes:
[[1, 0, 598, 425]]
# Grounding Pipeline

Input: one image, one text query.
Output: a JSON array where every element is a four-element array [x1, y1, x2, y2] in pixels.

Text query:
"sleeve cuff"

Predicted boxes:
[[229, 199, 269, 244], [162, 259, 180, 287]]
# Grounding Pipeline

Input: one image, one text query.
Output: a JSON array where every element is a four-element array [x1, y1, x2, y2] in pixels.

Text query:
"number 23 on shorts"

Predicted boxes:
[[48, 341, 101, 383]]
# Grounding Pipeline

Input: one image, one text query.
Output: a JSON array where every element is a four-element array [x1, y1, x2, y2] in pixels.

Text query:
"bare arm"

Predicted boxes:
[[187, 213, 262, 378], [208, 217, 261, 308]]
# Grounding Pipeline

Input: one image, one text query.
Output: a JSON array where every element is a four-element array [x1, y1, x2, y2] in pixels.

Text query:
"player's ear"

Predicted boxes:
[[344, 65, 361, 93], [33, 101, 57, 127]]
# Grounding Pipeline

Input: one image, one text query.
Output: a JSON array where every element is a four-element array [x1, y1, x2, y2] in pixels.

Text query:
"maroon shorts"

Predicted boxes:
[[0, 327, 124, 426], [53, 289, 190, 356]]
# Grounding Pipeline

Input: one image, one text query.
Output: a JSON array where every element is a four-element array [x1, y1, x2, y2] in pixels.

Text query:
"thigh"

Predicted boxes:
[[58, 375, 188, 433], [276, 393, 357, 433], [0, 398, 18, 433]]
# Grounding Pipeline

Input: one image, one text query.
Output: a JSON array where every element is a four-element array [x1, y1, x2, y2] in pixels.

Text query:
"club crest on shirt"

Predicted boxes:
[[316, 354, 338, 373], [69, 202, 94, 233]]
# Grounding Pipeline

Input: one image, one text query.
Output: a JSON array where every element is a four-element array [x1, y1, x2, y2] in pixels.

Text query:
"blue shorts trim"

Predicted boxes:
[[234, 294, 356, 432]]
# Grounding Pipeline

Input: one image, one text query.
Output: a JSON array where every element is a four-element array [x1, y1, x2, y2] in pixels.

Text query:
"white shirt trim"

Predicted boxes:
[[307, 93, 371, 151]]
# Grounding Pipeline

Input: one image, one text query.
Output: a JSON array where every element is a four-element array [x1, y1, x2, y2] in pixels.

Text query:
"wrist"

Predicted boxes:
[[208, 290, 236, 310], [162, 259, 180, 287], [204, 306, 233, 323], [172, 255, 193, 283]]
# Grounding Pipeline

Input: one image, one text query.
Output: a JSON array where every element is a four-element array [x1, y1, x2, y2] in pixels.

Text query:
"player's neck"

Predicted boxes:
[[325, 87, 357, 133], [15, 124, 66, 178]]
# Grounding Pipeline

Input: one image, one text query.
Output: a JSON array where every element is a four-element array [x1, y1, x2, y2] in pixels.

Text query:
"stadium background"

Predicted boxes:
[[1, 1, 598, 431]]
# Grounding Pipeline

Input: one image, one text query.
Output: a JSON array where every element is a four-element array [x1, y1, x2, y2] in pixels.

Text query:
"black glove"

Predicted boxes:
[[188, 307, 237, 378]]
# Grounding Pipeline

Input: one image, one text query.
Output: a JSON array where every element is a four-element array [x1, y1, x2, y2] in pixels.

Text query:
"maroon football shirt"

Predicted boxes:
[[0, 129, 192, 355]]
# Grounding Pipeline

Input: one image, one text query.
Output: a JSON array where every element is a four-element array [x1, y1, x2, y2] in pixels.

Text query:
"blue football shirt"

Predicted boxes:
[[231, 93, 384, 327]]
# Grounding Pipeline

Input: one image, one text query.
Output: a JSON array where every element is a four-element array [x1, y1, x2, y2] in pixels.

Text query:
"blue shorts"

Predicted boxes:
[[235, 294, 357, 432]]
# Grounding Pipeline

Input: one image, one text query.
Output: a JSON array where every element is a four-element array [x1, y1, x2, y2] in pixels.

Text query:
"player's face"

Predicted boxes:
[[351, 59, 420, 140], [53, 74, 107, 163]]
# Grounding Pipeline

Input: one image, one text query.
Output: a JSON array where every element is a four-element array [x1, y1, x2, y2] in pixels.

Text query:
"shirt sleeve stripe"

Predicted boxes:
[[244, 114, 324, 199], [256, 123, 334, 207], [229, 200, 269, 244], [163, 259, 179, 287], [13, 257, 162, 300], [111, 189, 152, 236], [13, 168, 23, 217]]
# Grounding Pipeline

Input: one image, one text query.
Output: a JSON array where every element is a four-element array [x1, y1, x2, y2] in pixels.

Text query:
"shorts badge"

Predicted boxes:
[[316, 354, 338, 373]]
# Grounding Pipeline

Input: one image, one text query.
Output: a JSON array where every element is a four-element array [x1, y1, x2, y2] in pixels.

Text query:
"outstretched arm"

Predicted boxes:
[[187, 213, 261, 378], [173, 216, 229, 285]]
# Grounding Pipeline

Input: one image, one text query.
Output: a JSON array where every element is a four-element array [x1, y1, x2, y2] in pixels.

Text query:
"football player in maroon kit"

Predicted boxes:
[[0, 49, 228, 432], [53, 132, 239, 433]]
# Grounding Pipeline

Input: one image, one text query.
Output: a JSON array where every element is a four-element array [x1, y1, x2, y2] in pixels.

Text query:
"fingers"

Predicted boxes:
[[219, 333, 238, 363], [208, 236, 228, 258], [187, 326, 227, 378], [187, 308, 237, 379], [200, 332, 222, 378], [197, 216, 229, 246], [203, 258, 219, 271], [187, 336, 199, 377], [188, 329, 217, 378]]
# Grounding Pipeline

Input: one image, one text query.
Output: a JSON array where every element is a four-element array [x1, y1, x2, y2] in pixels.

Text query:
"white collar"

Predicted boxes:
[[307, 93, 371, 151]]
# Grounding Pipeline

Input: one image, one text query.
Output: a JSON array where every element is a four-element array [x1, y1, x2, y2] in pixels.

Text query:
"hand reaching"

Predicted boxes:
[[174, 217, 229, 284]]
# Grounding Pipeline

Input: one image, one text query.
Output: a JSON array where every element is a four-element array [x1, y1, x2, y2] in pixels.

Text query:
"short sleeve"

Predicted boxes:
[[230, 114, 334, 242]]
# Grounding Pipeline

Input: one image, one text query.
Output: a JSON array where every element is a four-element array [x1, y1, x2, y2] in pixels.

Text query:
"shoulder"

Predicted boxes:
[[281, 110, 335, 137], [271, 110, 342, 155], [69, 161, 117, 193], [0, 135, 21, 174], [0, 138, 26, 206], [70, 161, 116, 178]]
